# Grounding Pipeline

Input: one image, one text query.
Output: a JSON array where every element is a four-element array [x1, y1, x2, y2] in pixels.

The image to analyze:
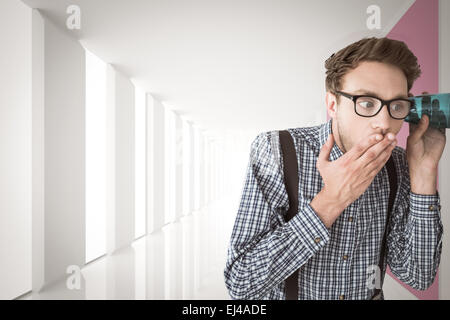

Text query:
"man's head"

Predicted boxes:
[[324, 37, 421, 153]]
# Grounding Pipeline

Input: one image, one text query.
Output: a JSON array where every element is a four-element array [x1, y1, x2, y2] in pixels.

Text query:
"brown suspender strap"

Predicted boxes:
[[278, 130, 299, 300], [373, 155, 397, 298], [279, 130, 397, 300]]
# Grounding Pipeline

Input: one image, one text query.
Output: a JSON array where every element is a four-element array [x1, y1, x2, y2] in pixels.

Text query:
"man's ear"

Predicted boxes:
[[325, 91, 337, 118]]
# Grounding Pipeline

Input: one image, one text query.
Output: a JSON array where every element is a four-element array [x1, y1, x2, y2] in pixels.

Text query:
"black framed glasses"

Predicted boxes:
[[335, 90, 414, 120]]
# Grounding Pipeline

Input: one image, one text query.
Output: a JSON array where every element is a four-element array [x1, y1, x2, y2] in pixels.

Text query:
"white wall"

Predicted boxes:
[[439, 0, 450, 300], [0, 0, 32, 300], [1, 0, 242, 301], [43, 16, 86, 286], [106, 65, 135, 254]]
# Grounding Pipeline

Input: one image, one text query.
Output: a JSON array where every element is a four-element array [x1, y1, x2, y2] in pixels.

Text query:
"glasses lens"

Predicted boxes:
[[389, 100, 411, 119], [355, 96, 381, 116]]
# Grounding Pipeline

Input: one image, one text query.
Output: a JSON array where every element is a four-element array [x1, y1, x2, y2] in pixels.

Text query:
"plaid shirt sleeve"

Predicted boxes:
[[224, 131, 330, 299], [386, 149, 444, 291]]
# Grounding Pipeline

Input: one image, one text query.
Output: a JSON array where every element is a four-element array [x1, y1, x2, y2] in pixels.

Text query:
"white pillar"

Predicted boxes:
[[181, 214, 194, 298], [145, 231, 165, 299], [31, 16, 87, 291], [31, 8, 45, 294], [44, 17, 86, 288], [182, 118, 193, 217], [0, 0, 32, 299], [188, 123, 195, 213], [212, 142, 218, 201], [106, 65, 135, 254], [164, 108, 176, 223], [193, 126, 202, 211], [200, 133, 206, 208], [134, 87, 147, 239], [204, 137, 209, 205], [146, 95, 166, 233], [175, 113, 183, 220]]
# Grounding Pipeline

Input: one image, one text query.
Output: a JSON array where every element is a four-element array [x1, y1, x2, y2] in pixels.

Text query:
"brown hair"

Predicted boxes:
[[325, 37, 421, 103]]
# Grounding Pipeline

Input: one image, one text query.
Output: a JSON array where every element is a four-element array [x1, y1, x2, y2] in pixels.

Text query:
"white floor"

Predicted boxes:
[[20, 196, 235, 300], [18, 194, 417, 300]]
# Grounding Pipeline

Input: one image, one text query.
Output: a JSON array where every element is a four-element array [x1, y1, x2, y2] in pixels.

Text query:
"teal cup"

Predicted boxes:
[[405, 93, 450, 129]]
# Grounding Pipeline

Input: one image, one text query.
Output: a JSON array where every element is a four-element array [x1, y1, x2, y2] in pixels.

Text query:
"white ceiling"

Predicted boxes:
[[21, 0, 414, 140]]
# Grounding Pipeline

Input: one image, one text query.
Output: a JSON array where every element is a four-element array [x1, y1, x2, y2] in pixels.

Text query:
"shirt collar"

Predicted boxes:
[[318, 118, 345, 161]]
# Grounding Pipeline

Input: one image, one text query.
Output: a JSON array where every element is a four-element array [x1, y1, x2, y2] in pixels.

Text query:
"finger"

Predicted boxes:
[[317, 133, 334, 167], [347, 133, 384, 160], [363, 139, 396, 175], [409, 114, 429, 143], [409, 122, 417, 133], [360, 151, 394, 187], [356, 133, 396, 166]]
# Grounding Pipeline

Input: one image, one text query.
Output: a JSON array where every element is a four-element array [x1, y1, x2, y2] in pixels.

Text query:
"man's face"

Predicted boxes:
[[326, 60, 408, 153]]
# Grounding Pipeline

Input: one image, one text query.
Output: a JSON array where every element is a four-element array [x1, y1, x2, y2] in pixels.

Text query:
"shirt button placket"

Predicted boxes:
[[342, 205, 356, 300]]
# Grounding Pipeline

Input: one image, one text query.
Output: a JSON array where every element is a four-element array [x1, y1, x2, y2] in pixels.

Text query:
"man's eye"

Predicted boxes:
[[358, 101, 375, 108], [391, 103, 404, 111]]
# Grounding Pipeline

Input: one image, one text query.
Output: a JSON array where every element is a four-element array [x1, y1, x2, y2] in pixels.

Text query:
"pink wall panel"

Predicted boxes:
[[385, 0, 439, 300], [325, 0, 440, 300]]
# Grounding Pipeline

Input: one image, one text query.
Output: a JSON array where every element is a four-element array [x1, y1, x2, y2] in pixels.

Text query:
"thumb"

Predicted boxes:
[[318, 133, 333, 166]]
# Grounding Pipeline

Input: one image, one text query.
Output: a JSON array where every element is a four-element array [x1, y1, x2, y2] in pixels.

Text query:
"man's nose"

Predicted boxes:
[[372, 104, 392, 133]]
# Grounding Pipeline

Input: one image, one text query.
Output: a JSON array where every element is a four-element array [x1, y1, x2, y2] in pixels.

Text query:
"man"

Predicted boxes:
[[430, 98, 448, 129], [223, 37, 446, 300]]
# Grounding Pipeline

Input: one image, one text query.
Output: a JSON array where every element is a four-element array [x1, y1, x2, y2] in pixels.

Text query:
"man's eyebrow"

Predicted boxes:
[[353, 89, 408, 99]]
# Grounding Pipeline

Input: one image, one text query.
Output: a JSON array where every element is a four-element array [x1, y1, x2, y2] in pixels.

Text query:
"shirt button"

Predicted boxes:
[[314, 237, 321, 243], [343, 255, 348, 260], [348, 216, 353, 222], [429, 205, 435, 210], [339, 295, 345, 300]]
